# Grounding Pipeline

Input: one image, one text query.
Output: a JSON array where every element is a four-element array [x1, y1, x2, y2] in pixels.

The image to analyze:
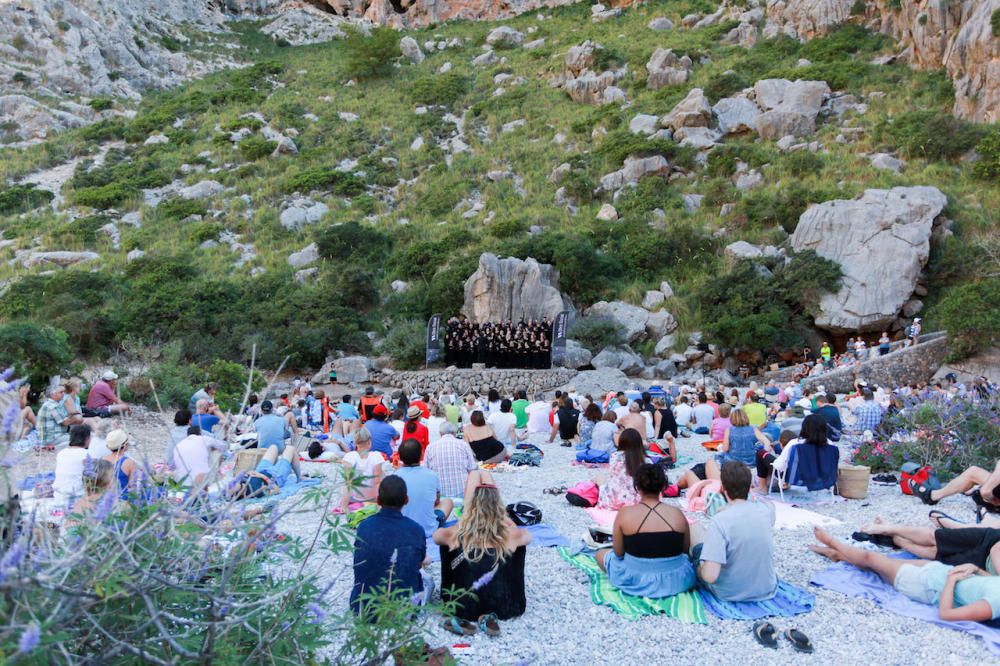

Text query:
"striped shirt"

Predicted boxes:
[[37, 398, 69, 446], [424, 435, 477, 499]]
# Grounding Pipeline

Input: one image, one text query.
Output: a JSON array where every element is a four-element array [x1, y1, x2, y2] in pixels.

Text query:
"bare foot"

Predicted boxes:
[[808, 544, 842, 562], [813, 526, 837, 548], [861, 516, 886, 534]]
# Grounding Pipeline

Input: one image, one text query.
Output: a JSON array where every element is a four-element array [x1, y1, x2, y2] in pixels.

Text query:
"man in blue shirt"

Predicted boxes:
[[364, 404, 398, 459], [337, 394, 360, 422], [394, 439, 453, 537], [191, 399, 221, 436], [812, 392, 844, 434], [255, 400, 290, 452], [351, 476, 427, 618]]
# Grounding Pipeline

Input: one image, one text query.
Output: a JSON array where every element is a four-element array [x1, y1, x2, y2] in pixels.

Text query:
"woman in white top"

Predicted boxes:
[[53, 425, 92, 508], [426, 403, 448, 446]]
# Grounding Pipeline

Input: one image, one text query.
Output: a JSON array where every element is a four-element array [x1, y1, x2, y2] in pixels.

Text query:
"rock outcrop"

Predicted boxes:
[[790, 186, 948, 333], [462, 253, 573, 323]]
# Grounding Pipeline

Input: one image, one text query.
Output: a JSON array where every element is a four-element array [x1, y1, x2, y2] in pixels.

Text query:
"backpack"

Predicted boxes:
[[565, 481, 599, 507], [900, 462, 939, 495], [506, 501, 542, 526], [509, 450, 542, 467]]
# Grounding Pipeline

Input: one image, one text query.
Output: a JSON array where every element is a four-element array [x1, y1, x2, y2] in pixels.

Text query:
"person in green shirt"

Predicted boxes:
[[512, 389, 530, 430], [743, 392, 767, 428], [444, 402, 462, 426]]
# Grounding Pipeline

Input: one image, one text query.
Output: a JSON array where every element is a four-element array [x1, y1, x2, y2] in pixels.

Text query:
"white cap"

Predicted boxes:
[[101, 370, 119, 381]]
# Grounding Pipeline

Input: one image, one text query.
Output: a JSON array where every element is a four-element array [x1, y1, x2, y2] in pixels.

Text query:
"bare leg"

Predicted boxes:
[[810, 527, 923, 585], [262, 444, 280, 464], [280, 442, 301, 481], [705, 458, 721, 481], [436, 497, 454, 521], [863, 519, 937, 547], [930, 466, 989, 502], [596, 547, 612, 572], [676, 469, 702, 490]]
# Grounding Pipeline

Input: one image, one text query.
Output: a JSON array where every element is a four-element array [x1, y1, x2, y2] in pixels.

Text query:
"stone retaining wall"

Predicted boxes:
[[373, 366, 578, 396], [768, 332, 949, 393]]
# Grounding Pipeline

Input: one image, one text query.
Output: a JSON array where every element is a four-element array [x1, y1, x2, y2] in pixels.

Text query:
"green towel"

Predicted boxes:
[[558, 547, 707, 623]]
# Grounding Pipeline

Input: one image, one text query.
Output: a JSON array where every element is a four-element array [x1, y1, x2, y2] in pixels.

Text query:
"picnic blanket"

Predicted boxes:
[[424, 523, 568, 562], [243, 477, 322, 503], [558, 547, 707, 623], [698, 580, 814, 620], [585, 507, 618, 527], [768, 500, 842, 530], [17, 472, 54, 491], [810, 558, 1000, 656]]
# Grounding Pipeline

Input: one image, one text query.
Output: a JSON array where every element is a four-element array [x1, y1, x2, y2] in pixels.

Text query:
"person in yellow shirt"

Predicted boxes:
[[743, 392, 767, 428]]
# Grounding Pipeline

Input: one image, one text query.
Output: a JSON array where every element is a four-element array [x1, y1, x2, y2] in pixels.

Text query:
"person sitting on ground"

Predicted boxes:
[[102, 429, 137, 500], [524, 392, 551, 435], [550, 395, 580, 446], [695, 462, 777, 602], [363, 405, 399, 459], [191, 399, 223, 437], [230, 443, 302, 500], [37, 384, 74, 450], [704, 407, 771, 480], [488, 399, 517, 448], [173, 425, 227, 486], [653, 397, 678, 440], [673, 396, 693, 434], [351, 476, 428, 618], [53, 425, 93, 507], [63, 459, 116, 533], [61, 379, 88, 427], [85, 371, 131, 417], [462, 410, 509, 464], [434, 469, 533, 628], [402, 406, 430, 455], [395, 438, 453, 537], [582, 410, 619, 461], [336, 394, 360, 423], [616, 401, 647, 437], [742, 391, 767, 428], [254, 400, 291, 452], [710, 403, 732, 441], [755, 429, 798, 492], [692, 393, 715, 435], [854, 516, 1000, 575], [189, 382, 220, 413], [596, 463, 694, 598], [812, 392, 844, 435], [85, 419, 113, 459], [426, 403, 447, 446], [597, 428, 651, 510], [767, 413, 838, 488], [611, 394, 630, 421], [17, 383, 37, 438], [577, 402, 602, 449], [511, 390, 530, 432], [166, 409, 191, 467], [853, 388, 885, 434], [809, 526, 1000, 622], [910, 459, 1000, 508], [425, 422, 478, 500], [336, 428, 385, 513]]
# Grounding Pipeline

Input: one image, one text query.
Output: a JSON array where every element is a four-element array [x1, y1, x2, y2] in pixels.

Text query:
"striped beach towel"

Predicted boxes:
[[558, 547, 707, 623], [698, 580, 815, 620]]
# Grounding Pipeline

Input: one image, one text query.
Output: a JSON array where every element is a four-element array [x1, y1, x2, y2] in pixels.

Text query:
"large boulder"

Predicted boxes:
[[661, 88, 713, 130], [312, 355, 373, 385], [287, 242, 319, 268], [462, 253, 573, 323], [565, 40, 597, 76], [399, 36, 425, 63], [645, 310, 678, 340], [591, 346, 645, 376], [564, 69, 627, 105], [599, 155, 669, 192], [790, 186, 948, 332], [560, 367, 629, 396], [585, 301, 649, 343], [25, 251, 100, 268], [486, 25, 524, 47], [645, 48, 691, 90], [753, 79, 830, 139], [557, 339, 593, 370], [764, 0, 854, 40], [713, 96, 761, 134]]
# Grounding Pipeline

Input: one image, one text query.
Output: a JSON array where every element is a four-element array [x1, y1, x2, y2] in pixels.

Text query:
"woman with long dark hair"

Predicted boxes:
[[597, 428, 651, 510]]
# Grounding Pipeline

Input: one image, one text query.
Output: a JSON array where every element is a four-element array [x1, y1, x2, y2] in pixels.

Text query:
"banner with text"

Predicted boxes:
[[550, 310, 570, 367], [425, 314, 442, 366]]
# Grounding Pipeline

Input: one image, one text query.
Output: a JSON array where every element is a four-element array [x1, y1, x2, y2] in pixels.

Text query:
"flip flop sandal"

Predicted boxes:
[[908, 479, 938, 505], [850, 531, 898, 549], [784, 629, 814, 654], [752, 621, 778, 649], [929, 510, 965, 526], [441, 617, 476, 636], [478, 613, 501, 638]]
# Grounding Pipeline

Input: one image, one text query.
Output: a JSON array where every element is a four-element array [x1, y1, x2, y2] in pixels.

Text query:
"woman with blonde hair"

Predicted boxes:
[[705, 407, 770, 480], [434, 470, 532, 635]]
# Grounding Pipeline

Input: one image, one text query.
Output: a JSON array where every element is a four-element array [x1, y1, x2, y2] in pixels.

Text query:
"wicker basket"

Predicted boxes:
[[838, 464, 871, 499], [234, 448, 267, 473]]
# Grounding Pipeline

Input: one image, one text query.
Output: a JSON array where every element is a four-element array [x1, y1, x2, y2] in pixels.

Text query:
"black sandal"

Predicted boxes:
[[785, 628, 814, 654], [928, 510, 965, 526], [851, 531, 898, 549], [752, 621, 778, 649], [908, 479, 938, 505]]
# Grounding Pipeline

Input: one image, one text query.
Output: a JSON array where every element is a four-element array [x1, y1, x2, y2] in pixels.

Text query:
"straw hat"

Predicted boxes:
[[406, 406, 422, 420], [106, 429, 131, 451]]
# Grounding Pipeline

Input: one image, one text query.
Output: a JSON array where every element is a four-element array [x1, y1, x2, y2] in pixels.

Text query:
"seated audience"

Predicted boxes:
[[401, 405, 430, 454], [85, 371, 131, 417], [173, 425, 226, 486], [338, 428, 385, 513], [424, 422, 478, 500], [742, 392, 767, 428], [653, 397, 678, 440], [188, 382, 219, 412], [597, 428, 651, 510], [550, 395, 580, 446], [704, 407, 770, 479], [351, 476, 428, 618], [525, 392, 551, 435], [191, 399, 222, 437], [53, 425, 93, 507], [395, 439, 453, 537], [426, 403, 447, 446], [580, 411, 618, 462], [254, 400, 291, 452], [102, 429, 137, 500], [64, 459, 115, 531], [766, 414, 839, 491], [488, 399, 517, 448], [710, 403, 732, 441], [434, 470, 532, 628], [695, 462, 777, 602], [166, 409, 192, 467], [809, 527, 1000, 622], [616, 401, 647, 435], [364, 405, 399, 459], [692, 393, 715, 434], [596, 463, 694, 598], [462, 410, 508, 464], [231, 443, 301, 499], [37, 384, 74, 449], [577, 402, 602, 448], [754, 429, 798, 492], [813, 392, 844, 435]]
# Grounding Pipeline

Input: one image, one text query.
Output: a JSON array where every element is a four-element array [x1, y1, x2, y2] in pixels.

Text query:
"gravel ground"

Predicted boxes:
[[13, 406, 995, 665]]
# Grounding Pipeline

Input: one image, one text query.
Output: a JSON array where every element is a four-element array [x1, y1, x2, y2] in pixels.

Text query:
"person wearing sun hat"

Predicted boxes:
[[103, 428, 137, 499], [85, 370, 131, 418], [401, 405, 430, 456]]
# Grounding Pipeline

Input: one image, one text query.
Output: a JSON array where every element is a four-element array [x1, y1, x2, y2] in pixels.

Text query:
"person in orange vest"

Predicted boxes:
[[359, 387, 382, 423]]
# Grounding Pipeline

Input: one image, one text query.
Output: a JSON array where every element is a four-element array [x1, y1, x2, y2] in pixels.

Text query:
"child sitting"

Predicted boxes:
[[337, 428, 385, 514]]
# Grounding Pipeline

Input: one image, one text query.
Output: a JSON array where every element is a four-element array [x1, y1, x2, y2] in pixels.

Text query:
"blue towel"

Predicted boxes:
[[243, 477, 322, 503], [698, 580, 815, 620], [787, 443, 839, 492], [576, 449, 610, 464], [810, 558, 1000, 655], [17, 472, 54, 491], [425, 522, 567, 562]]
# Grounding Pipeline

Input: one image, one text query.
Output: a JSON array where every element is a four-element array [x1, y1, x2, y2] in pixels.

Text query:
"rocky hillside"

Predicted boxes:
[[0, 0, 997, 385]]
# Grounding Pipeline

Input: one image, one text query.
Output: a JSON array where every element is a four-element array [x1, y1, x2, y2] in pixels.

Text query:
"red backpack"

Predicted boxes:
[[900, 462, 936, 495]]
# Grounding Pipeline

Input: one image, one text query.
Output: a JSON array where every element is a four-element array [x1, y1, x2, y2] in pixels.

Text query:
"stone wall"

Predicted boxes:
[[373, 366, 578, 396], [768, 332, 949, 393]]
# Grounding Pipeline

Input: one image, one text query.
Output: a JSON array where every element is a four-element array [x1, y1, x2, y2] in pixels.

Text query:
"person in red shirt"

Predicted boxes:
[[409, 393, 431, 420], [85, 371, 131, 417], [402, 405, 429, 455]]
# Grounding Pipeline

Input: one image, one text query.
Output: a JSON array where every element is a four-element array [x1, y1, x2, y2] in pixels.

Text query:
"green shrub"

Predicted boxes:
[[740, 183, 835, 233], [488, 217, 527, 238], [703, 71, 749, 104], [614, 176, 684, 219], [800, 24, 889, 62], [784, 150, 825, 177], [159, 34, 183, 52], [88, 98, 113, 112], [157, 197, 208, 221], [0, 322, 72, 386], [316, 220, 392, 263], [875, 111, 983, 160], [220, 117, 265, 132], [973, 128, 1000, 180], [993, 9, 1000, 37], [596, 130, 692, 167], [0, 184, 54, 214], [238, 135, 277, 161], [205, 357, 265, 412], [80, 118, 127, 142], [501, 232, 618, 305], [282, 167, 366, 196], [341, 26, 401, 81], [769, 60, 872, 91], [706, 143, 773, 178], [568, 315, 624, 351], [932, 279, 1000, 360], [69, 182, 133, 209], [409, 72, 468, 108], [379, 318, 428, 369], [850, 0, 866, 16], [11, 71, 30, 85]]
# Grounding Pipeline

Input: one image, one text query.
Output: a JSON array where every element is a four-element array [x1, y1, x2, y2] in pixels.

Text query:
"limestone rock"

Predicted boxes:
[[295, 267, 319, 284], [565, 41, 596, 76], [642, 290, 665, 310], [790, 186, 948, 332], [674, 126, 722, 150], [763, 0, 853, 40], [736, 170, 764, 191], [591, 346, 645, 376], [472, 50, 498, 67], [629, 113, 660, 135], [25, 251, 100, 268], [585, 301, 649, 343], [486, 26, 524, 47], [682, 194, 703, 213], [280, 200, 329, 230], [645, 309, 678, 340], [325, 356, 373, 384], [754, 79, 830, 139], [400, 36, 425, 64], [654, 334, 677, 357], [557, 339, 593, 370], [725, 240, 763, 261], [287, 242, 319, 268], [713, 96, 761, 135], [596, 203, 618, 221], [599, 156, 669, 192], [648, 17, 674, 30], [462, 253, 573, 323], [179, 180, 224, 200], [661, 88, 712, 130], [645, 49, 691, 90], [260, 7, 348, 45], [564, 69, 627, 105], [870, 153, 904, 173], [564, 367, 629, 396], [659, 281, 674, 299], [126, 248, 146, 262], [144, 133, 169, 146]]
